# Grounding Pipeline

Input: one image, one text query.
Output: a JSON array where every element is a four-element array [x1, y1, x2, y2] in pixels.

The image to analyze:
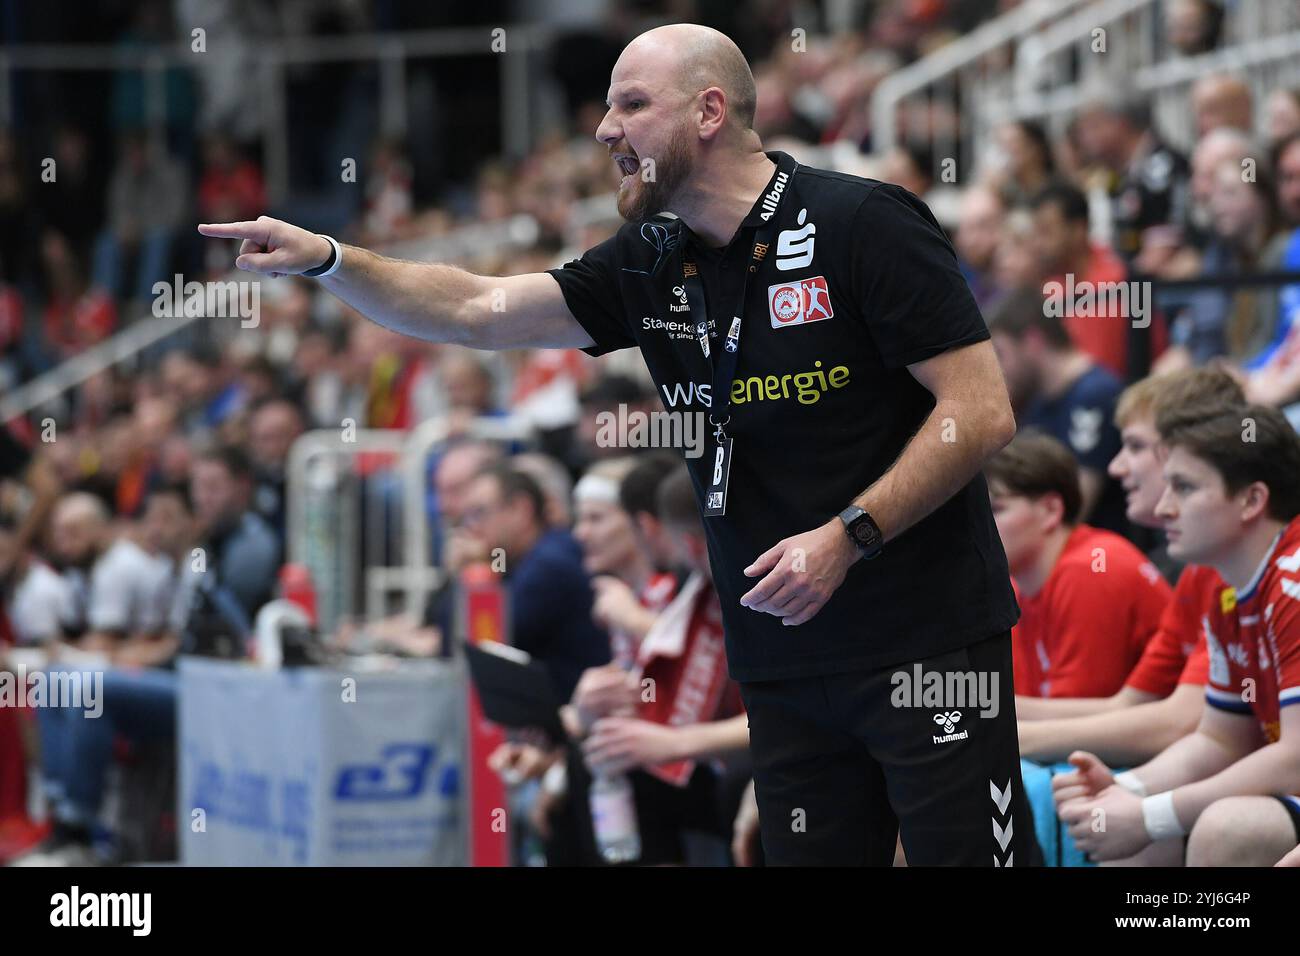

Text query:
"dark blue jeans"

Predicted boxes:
[[37, 667, 177, 826]]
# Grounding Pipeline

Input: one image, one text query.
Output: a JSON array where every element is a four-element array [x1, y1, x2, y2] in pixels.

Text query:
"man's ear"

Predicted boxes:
[[1038, 492, 1066, 534], [1239, 480, 1271, 523], [698, 87, 727, 141]]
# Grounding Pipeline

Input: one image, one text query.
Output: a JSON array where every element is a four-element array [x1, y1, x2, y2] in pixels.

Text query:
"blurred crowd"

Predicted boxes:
[[2, 0, 1300, 866]]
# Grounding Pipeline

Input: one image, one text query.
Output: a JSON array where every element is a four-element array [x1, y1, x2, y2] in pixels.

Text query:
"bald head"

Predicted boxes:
[[598, 24, 769, 228], [620, 24, 756, 131], [55, 492, 110, 528], [51, 492, 111, 568]]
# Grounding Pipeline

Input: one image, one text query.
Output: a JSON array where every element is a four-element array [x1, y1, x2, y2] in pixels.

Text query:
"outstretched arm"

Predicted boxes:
[[198, 216, 595, 351]]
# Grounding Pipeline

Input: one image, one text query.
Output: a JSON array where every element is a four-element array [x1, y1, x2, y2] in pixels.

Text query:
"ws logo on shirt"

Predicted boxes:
[[768, 276, 834, 328]]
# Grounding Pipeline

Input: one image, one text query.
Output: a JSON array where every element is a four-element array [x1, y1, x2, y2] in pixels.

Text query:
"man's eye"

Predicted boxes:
[[628, 100, 643, 110]]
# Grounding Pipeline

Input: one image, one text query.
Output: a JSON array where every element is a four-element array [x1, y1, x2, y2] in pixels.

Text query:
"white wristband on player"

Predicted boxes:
[[303, 234, 342, 278], [1141, 791, 1187, 841], [1113, 771, 1147, 797]]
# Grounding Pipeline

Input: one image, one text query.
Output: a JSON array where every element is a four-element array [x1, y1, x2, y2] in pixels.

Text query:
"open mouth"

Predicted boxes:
[[613, 153, 639, 181]]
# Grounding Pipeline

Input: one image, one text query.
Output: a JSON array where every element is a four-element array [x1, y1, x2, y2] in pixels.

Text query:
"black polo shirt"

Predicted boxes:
[[548, 150, 1019, 682]]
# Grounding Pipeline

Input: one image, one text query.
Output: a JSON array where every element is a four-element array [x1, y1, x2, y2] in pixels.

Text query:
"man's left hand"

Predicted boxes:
[[1059, 787, 1151, 862], [740, 519, 859, 626]]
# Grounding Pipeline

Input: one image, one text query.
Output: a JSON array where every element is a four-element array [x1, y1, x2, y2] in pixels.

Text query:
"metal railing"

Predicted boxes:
[[870, 0, 1099, 164], [285, 415, 533, 635], [871, 0, 1300, 181]]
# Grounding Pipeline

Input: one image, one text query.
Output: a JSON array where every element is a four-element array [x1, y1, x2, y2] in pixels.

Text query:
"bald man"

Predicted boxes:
[[48, 492, 174, 650], [201, 24, 1038, 867]]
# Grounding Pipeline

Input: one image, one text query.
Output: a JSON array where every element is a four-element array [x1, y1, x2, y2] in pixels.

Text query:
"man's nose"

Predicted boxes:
[[1154, 486, 1175, 519], [595, 110, 620, 147], [1107, 451, 1125, 478]]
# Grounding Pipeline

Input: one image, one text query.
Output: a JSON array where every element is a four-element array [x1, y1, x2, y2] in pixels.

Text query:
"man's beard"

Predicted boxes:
[[616, 129, 692, 222]]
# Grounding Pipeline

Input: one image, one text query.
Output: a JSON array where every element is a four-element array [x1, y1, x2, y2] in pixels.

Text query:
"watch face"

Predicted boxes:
[[852, 523, 877, 547]]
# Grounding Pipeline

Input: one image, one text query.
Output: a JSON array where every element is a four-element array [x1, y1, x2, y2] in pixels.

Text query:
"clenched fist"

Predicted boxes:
[[197, 216, 333, 278]]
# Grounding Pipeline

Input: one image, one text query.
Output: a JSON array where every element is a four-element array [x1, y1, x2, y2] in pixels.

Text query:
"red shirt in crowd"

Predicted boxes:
[[1124, 564, 1220, 696], [42, 289, 116, 358], [1012, 524, 1172, 698], [1050, 243, 1168, 379], [1204, 517, 1300, 747]]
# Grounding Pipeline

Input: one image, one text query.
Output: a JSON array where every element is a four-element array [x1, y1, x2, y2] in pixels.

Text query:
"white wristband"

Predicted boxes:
[[1141, 791, 1187, 841], [1113, 771, 1147, 797], [305, 234, 342, 278]]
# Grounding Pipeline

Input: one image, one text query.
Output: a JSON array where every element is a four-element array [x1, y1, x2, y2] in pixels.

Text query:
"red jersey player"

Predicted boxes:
[[1057, 403, 1300, 865]]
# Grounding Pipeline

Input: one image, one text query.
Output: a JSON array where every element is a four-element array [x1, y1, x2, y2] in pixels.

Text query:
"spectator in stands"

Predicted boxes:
[[579, 464, 750, 865], [0, 425, 61, 557], [93, 131, 188, 304], [1076, 97, 1191, 265], [572, 457, 674, 666], [36, 126, 102, 264], [39, 232, 117, 364], [1017, 369, 1246, 765], [113, 483, 193, 668], [1162, 154, 1286, 375], [1031, 180, 1143, 379], [17, 484, 198, 867], [1144, 125, 1253, 279], [1057, 404, 1300, 866], [954, 184, 1006, 309], [439, 351, 503, 435], [1275, 131, 1300, 228], [992, 206, 1044, 293], [987, 120, 1055, 208], [332, 440, 503, 658], [568, 374, 656, 476], [0, 511, 72, 646], [1192, 73, 1254, 138], [987, 288, 1128, 534], [183, 446, 281, 621], [879, 142, 933, 198], [1235, 139, 1300, 415], [46, 492, 173, 651], [359, 138, 415, 244], [1267, 89, 1300, 149], [512, 452, 575, 529], [160, 344, 244, 440], [1165, 0, 1225, 57], [246, 399, 305, 542], [984, 432, 1171, 701], [196, 134, 266, 227], [460, 462, 609, 699]]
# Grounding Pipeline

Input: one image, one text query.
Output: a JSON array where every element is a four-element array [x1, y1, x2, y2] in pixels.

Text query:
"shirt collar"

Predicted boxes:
[[738, 150, 799, 230], [1237, 527, 1284, 602]]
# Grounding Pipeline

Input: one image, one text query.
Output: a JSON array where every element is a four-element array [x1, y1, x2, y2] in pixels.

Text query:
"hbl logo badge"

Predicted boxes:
[[768, 276, 834, 328]]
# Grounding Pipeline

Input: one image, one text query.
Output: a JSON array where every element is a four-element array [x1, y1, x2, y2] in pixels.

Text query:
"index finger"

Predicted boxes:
[[197, 221, 263, 240]]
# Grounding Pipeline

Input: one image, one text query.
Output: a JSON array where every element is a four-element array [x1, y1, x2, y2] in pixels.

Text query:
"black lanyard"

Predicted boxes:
[[678, 156, 796, 515]]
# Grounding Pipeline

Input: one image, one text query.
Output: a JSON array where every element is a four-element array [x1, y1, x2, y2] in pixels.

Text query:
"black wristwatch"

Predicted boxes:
[[838, 505, 883, 560]]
